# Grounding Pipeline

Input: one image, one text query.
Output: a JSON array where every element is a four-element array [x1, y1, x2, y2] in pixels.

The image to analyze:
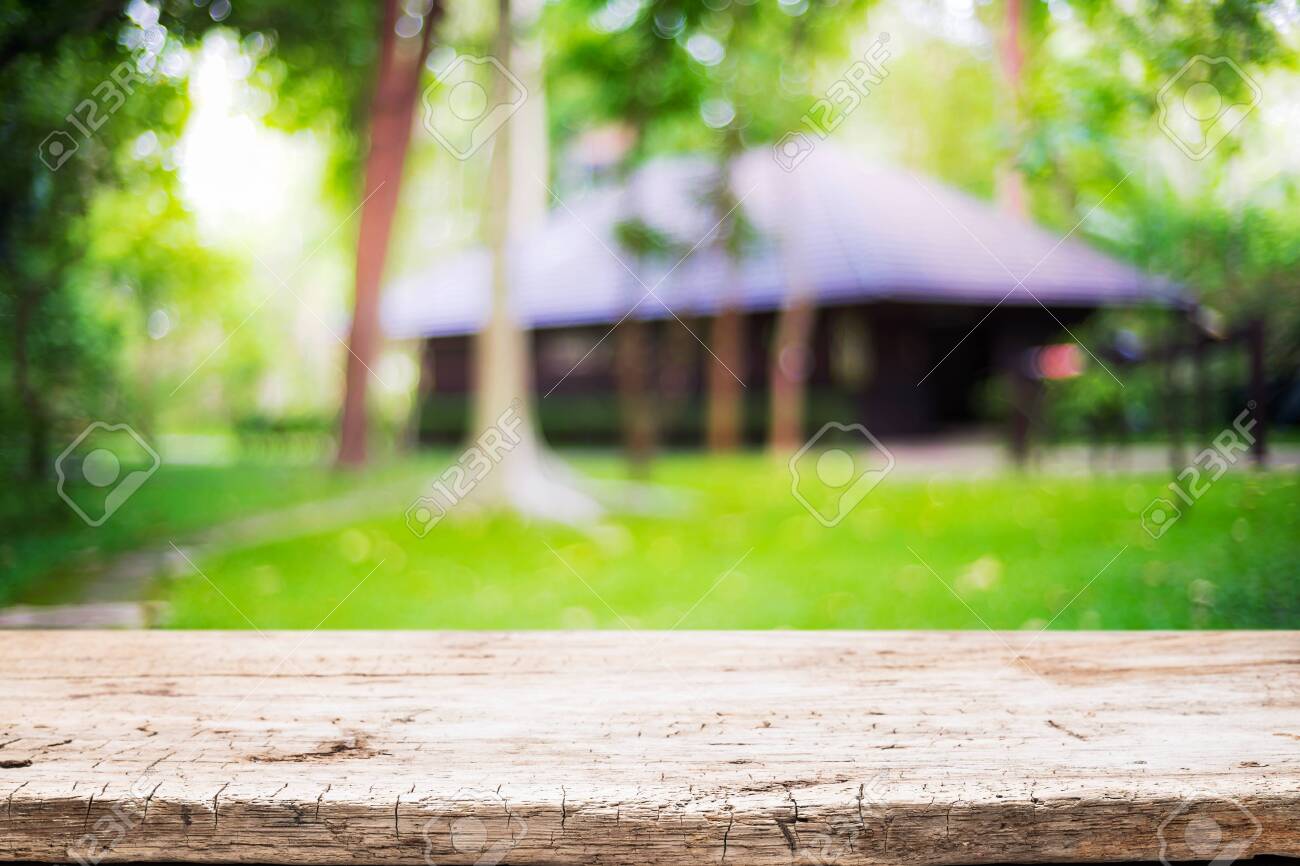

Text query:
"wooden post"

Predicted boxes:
[[706, 141, 747, 453], [658, 314, 697, 447], [997, 331, 1033, 467], [707, 305, 745, 451], [406, 338, 437, 448], [768, 296, 815, 453], [617, 318, 656, 472], [1008, 365, 1032, 467]]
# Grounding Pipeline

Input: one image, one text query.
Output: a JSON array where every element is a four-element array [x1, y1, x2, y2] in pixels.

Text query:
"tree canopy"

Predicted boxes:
[[1, 0, 1296, 488]]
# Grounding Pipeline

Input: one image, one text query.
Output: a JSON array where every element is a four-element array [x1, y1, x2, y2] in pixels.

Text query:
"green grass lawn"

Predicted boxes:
[[135, 454, 1300, 630], [0, 459, 425, 606]]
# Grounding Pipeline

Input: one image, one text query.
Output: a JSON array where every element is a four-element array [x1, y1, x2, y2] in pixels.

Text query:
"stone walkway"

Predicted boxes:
[[0, 476, 422, 629], [0, 600, 171, 629], [884, 437, 1299, 477]]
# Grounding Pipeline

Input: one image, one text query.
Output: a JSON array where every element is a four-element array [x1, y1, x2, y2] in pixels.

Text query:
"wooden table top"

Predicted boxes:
[[2, 630, 1297, 864]]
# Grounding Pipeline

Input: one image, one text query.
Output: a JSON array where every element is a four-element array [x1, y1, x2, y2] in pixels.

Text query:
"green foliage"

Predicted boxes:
[[543, 0, 712, 160], [186, 0, 381, 202], [2, 0, 1297, 510], [882, 0, 1300, 421], [1015, 0, 1298, 330], [0, 1, 186, 480], [1131, 193, 1300, 371], [547, 0, 875, 283], [612, 216, 680, 258], [871, 44, 1001, 198], [1040, 310, 1164, 440], [545, 0, 875, 160], [0, 0, 385, 490]]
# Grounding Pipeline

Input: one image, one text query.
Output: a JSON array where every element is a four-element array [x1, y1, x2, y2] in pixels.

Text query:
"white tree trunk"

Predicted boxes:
[[468, 0, 600, 522]]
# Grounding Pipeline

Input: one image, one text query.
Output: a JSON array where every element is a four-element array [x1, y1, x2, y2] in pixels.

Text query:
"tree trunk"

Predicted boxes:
[[611, 153, 658, 474], [707, 303, 744, 450], [707, 136, 747, 451], [616, 318, 655, 471], [768, 295, 815, 453], [467, 0, 600, 522], [658, 314, 695, 445], [405, 338, 437, 450], [768, 172, 817, 455], [472, 0, 523, 431], [995, 0, 1027, 217], [470, 0, 538, 485], [337, 0, 437, 467]]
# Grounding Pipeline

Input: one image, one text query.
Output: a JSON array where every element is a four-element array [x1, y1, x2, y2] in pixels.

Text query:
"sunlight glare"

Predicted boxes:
[[177, 32, 325, 249]]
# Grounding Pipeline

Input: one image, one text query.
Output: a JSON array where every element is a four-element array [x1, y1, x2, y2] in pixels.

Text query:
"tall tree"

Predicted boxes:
[[741, 2, 875, 452], [995, 0, 1028, 216], [469, 0, 602, 520], [337, 0, 437, 466], [612, 214, 660, 473], [545, 0, 710, 467], [706, 139, 748, 452], [0, 1, 194, 481], [768, 278, 817, 452]]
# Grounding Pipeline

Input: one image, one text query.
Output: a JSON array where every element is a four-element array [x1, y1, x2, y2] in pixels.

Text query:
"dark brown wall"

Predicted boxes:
[[417, 301, 1098, 445]]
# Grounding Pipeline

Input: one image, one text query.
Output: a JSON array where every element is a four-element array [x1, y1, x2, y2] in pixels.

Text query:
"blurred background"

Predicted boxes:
[[1, 0, 1297, 630]]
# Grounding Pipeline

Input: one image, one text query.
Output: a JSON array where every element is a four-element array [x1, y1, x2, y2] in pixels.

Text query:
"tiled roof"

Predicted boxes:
[[381, 144, 1180, 339]]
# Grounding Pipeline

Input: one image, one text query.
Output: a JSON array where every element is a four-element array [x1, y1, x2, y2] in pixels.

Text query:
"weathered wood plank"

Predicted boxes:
[[1, 631, 1296, 864]]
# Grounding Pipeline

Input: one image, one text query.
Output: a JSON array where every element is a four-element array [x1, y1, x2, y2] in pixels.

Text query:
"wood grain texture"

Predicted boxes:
[[1, 631, 1297, 865]]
